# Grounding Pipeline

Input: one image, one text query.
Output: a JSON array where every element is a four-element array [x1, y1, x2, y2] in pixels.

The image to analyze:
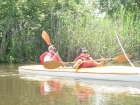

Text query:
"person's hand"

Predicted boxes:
[[55, 52, 58, 56], [99, 58, 105, 66], [101, 57, 105, 61], [77, 61, 83, 65], [77, 59, 83, 64], [51, 52, 58, 60]]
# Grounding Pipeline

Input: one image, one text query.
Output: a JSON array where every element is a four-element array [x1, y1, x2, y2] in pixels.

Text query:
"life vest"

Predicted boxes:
[[74, 55, 97, 68], [40, 52, 61, 65]]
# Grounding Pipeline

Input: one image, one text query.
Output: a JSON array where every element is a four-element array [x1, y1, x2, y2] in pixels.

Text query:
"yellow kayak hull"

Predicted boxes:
[[18, 65, 140, 82]]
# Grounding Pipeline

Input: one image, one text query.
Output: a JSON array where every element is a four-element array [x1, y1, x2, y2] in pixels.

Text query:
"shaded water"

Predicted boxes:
[[0, 64, 140, 105]]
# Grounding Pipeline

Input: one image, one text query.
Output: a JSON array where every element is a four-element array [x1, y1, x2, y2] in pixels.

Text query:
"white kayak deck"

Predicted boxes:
[[18, 65, 140, 82]]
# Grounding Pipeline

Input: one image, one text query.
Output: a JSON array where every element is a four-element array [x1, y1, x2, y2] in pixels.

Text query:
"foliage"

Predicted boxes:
[[0, 0, 140, 65], [96, 0, 140, 16]]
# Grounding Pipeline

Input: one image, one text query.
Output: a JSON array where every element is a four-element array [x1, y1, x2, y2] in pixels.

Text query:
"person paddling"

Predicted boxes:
[[40, 45, 62, 65], [73, 48, 104, 69]]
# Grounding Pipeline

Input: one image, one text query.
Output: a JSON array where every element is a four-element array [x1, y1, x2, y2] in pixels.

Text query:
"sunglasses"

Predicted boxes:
[[51, 48, 56, 52], [81, 51, 88, 54]]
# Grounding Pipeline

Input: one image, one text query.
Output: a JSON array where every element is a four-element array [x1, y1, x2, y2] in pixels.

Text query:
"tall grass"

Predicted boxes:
[[50, 7, 140, 64], [1, 1, 139, 64]]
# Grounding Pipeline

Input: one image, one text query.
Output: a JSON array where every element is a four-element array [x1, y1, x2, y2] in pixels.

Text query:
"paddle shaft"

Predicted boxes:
[[42, 30, 64, 63], [43, 54, 130, 69], [65, 54, 131, 64], [64, 59, 106, 64]]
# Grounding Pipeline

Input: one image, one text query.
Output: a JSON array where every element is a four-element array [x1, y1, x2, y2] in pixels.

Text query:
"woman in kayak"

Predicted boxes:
[[40, 45, 62, 65], [73, 48, 104, 69]]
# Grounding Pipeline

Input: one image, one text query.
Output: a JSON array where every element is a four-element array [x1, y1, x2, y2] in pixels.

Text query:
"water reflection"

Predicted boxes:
[[1, 64, 140, 105], [21, 75, 140, 105], [39, 79, 95, 104], [74, 83, 93, 104], [40, 79, 61, 100]]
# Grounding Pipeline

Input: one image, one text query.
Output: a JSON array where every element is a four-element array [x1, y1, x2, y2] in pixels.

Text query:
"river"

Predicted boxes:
[[0, 64, 140, 105]]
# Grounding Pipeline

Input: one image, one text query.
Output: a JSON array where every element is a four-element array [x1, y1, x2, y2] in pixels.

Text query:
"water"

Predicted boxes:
[[0, 64, 140, 105]]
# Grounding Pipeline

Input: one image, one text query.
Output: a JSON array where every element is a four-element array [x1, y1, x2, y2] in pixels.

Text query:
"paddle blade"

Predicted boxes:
[[113, 54, 131, 62], [44, 61, 64, 69], [42, 30, 51, 45]]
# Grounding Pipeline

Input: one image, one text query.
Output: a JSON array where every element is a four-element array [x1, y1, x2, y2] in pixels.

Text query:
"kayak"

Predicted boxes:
[[18, 65, 140, 82], [37, 31, 138, 81]]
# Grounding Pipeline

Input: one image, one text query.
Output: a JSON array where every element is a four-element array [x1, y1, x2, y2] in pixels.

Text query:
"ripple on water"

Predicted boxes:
[[92, 84, 140, 95], [0, 72, 19, 77]]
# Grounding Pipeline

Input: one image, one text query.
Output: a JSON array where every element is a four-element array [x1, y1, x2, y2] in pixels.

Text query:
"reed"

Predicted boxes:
[[1, 0, 139, 64], [50, 6, 140, 63]]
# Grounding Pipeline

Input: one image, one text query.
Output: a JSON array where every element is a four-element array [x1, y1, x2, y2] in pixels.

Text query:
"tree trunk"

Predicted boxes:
[[0, 29, 10, 58]]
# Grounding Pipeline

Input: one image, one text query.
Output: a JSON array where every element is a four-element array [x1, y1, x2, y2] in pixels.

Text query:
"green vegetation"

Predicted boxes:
[[0, 0, 140, 65]]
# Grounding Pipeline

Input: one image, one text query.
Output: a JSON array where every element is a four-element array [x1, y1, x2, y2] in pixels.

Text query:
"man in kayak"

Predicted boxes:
[[40, 45, 62, 65], [73, 48, 104, 69]]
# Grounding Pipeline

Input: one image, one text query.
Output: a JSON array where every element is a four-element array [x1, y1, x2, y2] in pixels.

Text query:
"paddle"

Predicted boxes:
[[94, 54, 131, 63], [65, 54, 131, 64], [42, 30, 52, 45], [74, 54, 130, 72], [43, 54, 131, 69], [41, 30, 64, 68], [41, 30, 63, 61], [44, 61, 64, 69]]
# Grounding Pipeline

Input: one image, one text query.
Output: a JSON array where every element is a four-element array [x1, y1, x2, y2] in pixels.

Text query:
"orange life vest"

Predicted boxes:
[[74, 55, 97, 68], [40, 52, 61, 65]]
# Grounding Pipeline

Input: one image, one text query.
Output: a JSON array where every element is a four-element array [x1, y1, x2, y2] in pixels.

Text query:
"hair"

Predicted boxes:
[[78, 47, 87, 55], [48, 45, 56, 50]]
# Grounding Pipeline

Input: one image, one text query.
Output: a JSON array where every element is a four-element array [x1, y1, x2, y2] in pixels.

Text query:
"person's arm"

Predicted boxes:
[[93, 58, 105, 67], [55, 52, 63, 62], [89, 57, 104, 67], [73, 59, 83, 69], [97, 59, 104, 67], [52, 52, 66, 67], [51, 52, 62, 62]]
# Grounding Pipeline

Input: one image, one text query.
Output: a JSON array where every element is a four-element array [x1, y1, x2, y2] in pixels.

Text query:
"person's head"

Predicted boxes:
[[48, 45, 57, 54], [78, 48, 89, 57]]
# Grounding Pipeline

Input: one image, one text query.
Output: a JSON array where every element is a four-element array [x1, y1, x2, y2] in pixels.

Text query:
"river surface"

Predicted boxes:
[[0, 64, 140, 105]]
